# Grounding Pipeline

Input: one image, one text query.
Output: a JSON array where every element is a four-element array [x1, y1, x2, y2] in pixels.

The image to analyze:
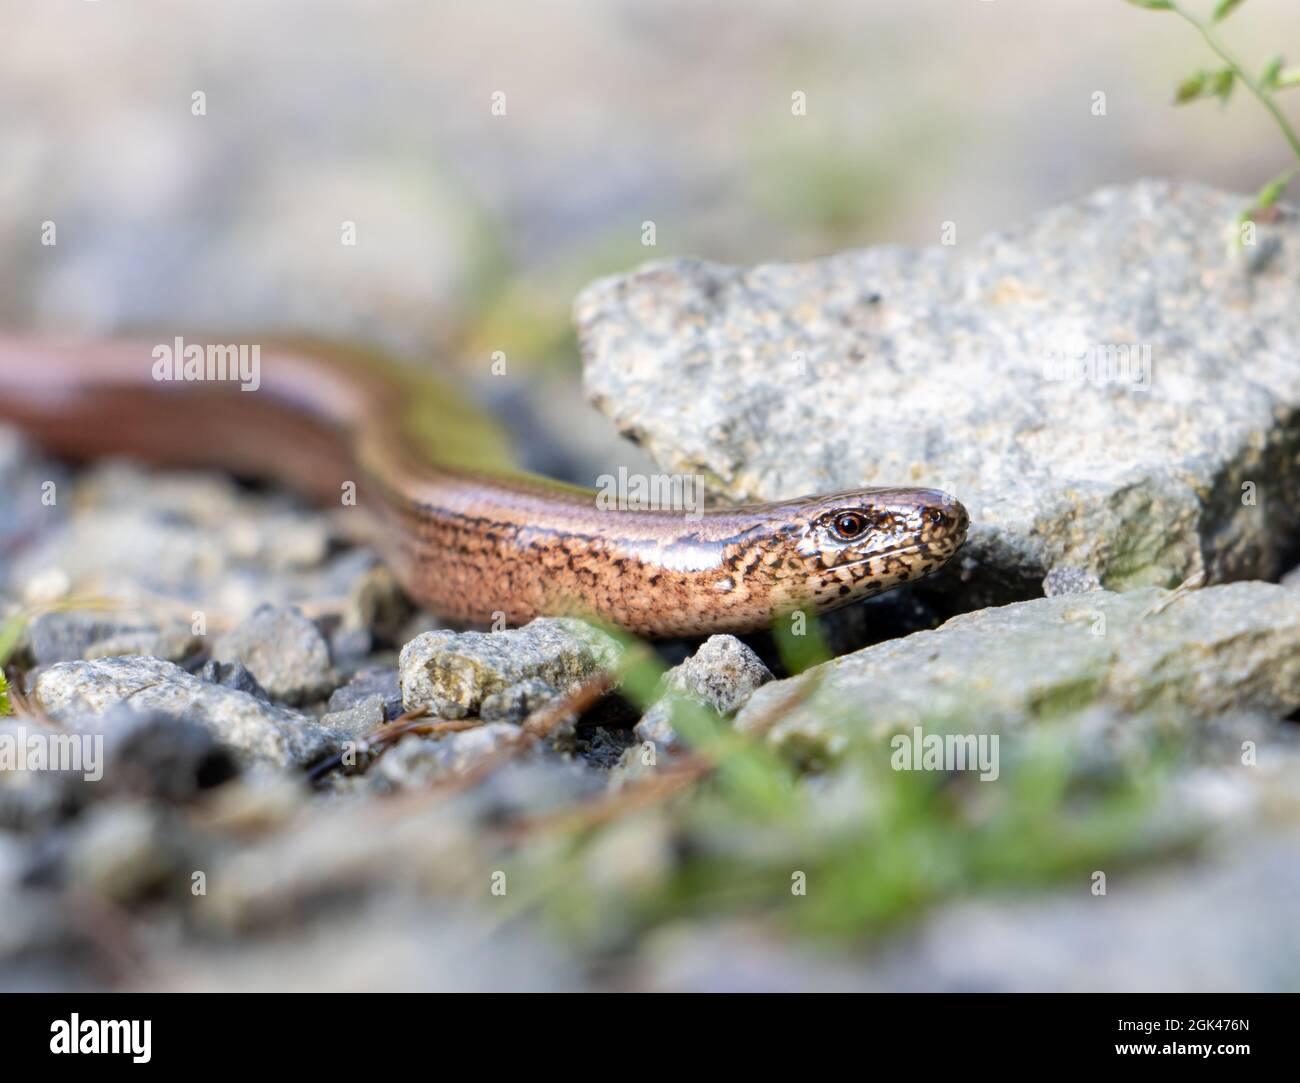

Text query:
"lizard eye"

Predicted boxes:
[[830, 511, 868, 541]]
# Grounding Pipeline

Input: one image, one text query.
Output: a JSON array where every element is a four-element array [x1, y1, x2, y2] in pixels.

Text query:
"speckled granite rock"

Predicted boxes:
[[370, 724, 521, 791], [318, 696, 386, 740], [635, 634, 772, 750], [1041, 566, 1104, 597], [480, 678, 558, 723], [735, 581, 1300, 764], [576, 181, 1300, 604], [327, 667, 403, 720], [198, 659, 271, 701], [28, 656, 344, 768], [211, 605, 336, 706], [398, 617, 622, 719]]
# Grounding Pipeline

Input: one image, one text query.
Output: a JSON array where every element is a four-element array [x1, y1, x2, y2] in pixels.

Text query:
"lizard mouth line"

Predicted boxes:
[[826, 539, 959, 574]]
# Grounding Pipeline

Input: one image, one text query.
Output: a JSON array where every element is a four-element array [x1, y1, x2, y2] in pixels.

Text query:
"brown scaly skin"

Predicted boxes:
[[0, 337, 969, 638]]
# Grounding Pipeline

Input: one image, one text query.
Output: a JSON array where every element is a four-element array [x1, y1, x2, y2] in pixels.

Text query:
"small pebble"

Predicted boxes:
[[634, 634, 772, 751], [211, 605, 336, 706], [1042, 566, 1104, 597], [328, 667, 403, 721]]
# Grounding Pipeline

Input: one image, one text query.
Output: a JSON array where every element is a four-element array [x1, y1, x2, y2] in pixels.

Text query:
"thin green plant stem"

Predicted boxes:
[[1169, 1, 1300, 159]]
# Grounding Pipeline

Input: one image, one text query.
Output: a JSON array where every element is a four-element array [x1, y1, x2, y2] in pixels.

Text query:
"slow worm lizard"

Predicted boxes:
[[0, 338, 968, 637]]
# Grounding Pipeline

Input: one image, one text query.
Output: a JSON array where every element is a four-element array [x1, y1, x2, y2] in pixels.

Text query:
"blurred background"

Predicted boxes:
[[6, 0, 1300, 413]]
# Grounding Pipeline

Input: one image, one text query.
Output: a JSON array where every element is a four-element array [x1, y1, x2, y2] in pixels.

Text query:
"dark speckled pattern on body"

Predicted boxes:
[[0, 338, 969, 638]]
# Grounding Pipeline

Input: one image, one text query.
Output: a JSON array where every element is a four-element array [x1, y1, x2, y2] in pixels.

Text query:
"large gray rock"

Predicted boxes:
[[575, 181, 1300, 603], [735, 581, 1300, 764], [29, 656, 344, 768], [399, 617, 622, 719]]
